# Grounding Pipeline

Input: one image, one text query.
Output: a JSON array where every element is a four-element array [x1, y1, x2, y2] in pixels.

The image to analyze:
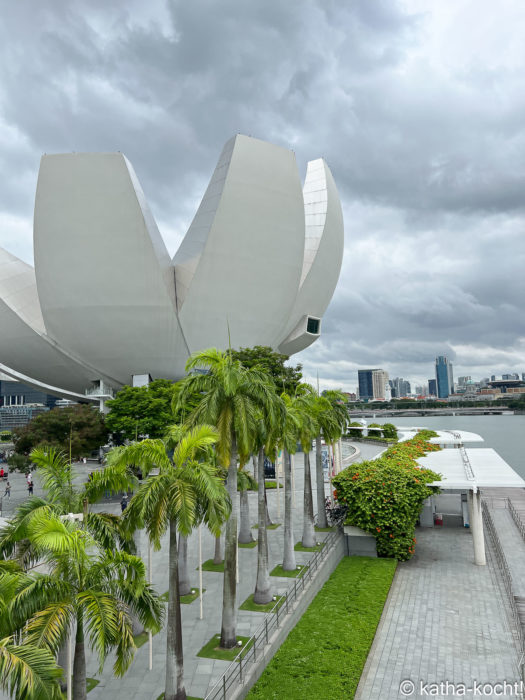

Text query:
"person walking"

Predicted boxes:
[[3, 481, 10, 499], [27, 480, 33, 496], [120, 495, 128, 513], [0, 467, 4, 482]]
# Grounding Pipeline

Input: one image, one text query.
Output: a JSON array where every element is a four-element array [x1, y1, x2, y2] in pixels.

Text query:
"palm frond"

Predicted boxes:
[[0, 636, 62, 700]]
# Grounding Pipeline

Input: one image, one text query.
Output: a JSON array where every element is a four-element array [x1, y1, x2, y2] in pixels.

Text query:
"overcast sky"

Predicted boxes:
[[1, 0, 524, 393]]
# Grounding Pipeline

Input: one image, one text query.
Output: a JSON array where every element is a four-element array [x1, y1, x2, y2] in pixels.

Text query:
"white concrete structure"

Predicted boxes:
[[0, 135, 344, 399], [417, 447, 525, 565]]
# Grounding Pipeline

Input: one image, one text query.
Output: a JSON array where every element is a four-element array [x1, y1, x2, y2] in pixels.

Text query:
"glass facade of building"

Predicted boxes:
[[435, 356, 453, 398]]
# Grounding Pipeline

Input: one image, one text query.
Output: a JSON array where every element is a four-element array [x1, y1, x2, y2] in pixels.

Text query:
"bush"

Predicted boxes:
[[367, 422, 383, 438], [381, 423, 398, 441], [7, 453, 31, 473], [0, 431, 11, 442], [333, 433, 441, 560], [347, 421, 363, 439]]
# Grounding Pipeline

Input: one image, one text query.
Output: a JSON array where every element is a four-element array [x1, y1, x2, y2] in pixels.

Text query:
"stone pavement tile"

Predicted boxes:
[[355, 527, 521, 700]]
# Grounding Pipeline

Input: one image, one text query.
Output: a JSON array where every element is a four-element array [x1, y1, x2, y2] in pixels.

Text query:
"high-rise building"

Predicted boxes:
[[458, 376, 471, 387], [390, 377, 411, 398], [502, 373, 519, 381], [428, 379, 437, 396], [358, 369, 389, 401], [435, 356, 453, 398]]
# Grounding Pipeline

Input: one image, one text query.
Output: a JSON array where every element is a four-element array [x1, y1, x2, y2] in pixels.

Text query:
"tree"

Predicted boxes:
[[295, 389, 319, 548], [310, 396, 339, 528], [237, 468, 257, 545], [278, 393, 303, 571], [12, 405, 108, 459], [229, 346, 302, 395], [9, 512, 163, 700], [109, 424, 230, 700], [105, 379, 176, 442], [0, 447, 134, 570], [0, 563, 63, 700], [177, 348, 279, 649]]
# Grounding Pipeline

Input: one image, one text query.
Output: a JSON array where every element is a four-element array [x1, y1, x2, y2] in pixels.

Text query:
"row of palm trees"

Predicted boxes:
[[0, 347, 348, 700]]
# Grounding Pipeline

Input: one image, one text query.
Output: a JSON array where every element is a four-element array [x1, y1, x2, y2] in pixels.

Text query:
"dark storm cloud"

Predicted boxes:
[[0, 0, 524, 389]]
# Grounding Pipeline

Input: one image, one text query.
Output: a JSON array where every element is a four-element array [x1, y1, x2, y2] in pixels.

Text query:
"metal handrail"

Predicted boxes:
[[204, 526, 343, 700], [482, 502, 524, 659]]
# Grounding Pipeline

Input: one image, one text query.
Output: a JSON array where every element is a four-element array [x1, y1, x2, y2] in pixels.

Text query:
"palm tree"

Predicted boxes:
[[294, 389, 319, 548], [278, 394, 303, 571], [176, 348, 278, 649], [311, 396, 340, 528], [0, 563, 63, 700], [9, 512, 163, 700], [110, 424, 230, 700], [238, 468, 257, 544], [0, 447, 135, 568]]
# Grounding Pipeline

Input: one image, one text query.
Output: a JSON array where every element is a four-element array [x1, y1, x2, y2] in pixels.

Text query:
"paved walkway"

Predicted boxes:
[[355, 527, 522, 700]]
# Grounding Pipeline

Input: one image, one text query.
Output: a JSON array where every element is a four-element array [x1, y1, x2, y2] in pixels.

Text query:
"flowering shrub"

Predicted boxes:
[[333, 431, 441, 560]]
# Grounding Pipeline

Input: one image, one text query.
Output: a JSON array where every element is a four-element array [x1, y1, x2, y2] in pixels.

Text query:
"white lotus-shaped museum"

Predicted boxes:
[[0, 135, 344, 401]]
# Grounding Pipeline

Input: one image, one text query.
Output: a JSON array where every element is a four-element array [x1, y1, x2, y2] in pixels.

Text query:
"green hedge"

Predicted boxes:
[[333, 431, 441, 560], [247, 556, 396, 700]]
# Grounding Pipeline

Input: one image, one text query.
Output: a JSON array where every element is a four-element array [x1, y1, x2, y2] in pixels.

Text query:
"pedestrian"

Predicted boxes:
[[0, 467, 4, 482], [4, 481, 10, 499], [26, 471, 32, 486], [120, 496, 128, 513], [28, 481, 33, 496]]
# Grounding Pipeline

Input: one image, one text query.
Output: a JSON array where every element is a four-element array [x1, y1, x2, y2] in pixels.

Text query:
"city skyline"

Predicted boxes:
[[0, 2, 523, 393]]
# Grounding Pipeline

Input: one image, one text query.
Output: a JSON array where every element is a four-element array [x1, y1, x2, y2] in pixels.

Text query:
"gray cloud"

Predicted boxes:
[[0, 0, 524, 391]]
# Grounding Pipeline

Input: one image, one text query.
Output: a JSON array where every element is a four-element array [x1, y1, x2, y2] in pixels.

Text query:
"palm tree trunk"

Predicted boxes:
[[315, 435, 327, 528], [252, 454, 257, 481], [265, 489, 274, 526], [131, 529, 145, 634], [72, 610, 86, 700], [282, 449, 296, 571], [165, 519, 186, 700], [302, 449, 316, 547], [238, 489, 254, 543], [57, 641, 68, 693], [220, 434, 238, 649], [254, 446, 272, 603], [213, 533, 222, 564], [178, 534, 191, 596]]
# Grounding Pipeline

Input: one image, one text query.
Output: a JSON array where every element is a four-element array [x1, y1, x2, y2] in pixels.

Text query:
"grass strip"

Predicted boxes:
[[239, 594, 285, 613], [314, 526, 334, 532], [197, 559, 224, 572], [181, 588, 205, 604], [247, 556, 397, 700], [238, 540, 258, 548], [294, 541, 325, 553], [197, 634, 254, 662], [252, 523, 281, 530], [270, 564, 308, 579], [264, 480, 283, 489]]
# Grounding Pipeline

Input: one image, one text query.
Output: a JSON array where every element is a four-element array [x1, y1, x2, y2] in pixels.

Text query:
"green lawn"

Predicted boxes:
[[197, 634, 254, 661], [247, 556, 397, 700], [238, 540, 258, 548], [197, 559, 224, 572], [294, 541, 325, 552], [239, 594, 285, 613], [270, 564, 308, 578]]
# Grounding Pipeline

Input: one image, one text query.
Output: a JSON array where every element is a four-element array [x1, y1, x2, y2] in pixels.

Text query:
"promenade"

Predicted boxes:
[[0, 443, 382, 700]]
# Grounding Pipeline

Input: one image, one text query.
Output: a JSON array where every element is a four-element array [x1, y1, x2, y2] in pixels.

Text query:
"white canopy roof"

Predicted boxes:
[[417, 448, 525, 491], [397, 427, 484, 445]]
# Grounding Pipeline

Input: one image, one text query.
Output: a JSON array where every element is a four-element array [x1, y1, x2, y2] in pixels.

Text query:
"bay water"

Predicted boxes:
[[379, 414, 525, 478]]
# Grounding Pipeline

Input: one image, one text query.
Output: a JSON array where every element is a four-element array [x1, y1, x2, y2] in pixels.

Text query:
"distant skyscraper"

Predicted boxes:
[[390, 377, 411, 398], [358, 369, 389, 401], [428, 379, 437, 396], [435, 356, 453, 398], [502, 373, 519, 380], [458, 376, 471, 387]]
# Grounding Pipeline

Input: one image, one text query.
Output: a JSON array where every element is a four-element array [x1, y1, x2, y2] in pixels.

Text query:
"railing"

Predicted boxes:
[[482, 502, 525, 659], [508, 499, 525, 543], [204, 526, 343, 700]]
